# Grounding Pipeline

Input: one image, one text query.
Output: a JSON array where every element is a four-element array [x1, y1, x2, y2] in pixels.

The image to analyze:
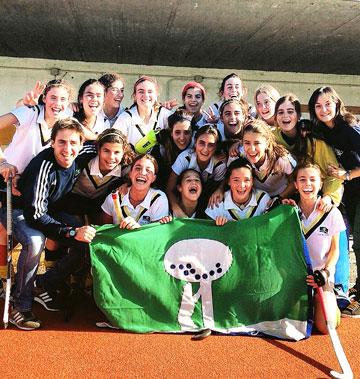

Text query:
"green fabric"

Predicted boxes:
[[90, 205, 311, 340]]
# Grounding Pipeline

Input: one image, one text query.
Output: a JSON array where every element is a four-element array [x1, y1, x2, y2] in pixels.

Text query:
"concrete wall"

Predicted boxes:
[[1, 56, 360, 116]]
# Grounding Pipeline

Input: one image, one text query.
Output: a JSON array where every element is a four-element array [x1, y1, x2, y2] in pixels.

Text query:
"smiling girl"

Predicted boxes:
[[154, 110, 193, 190], [218, 98, 248, 145], [308, 86, 360, 315], [98, 73, 125, 127], [0, 79, 73, 176], [173, 169, 204, 218], [58, 128, 135, 223], [205, 157, 270, 225], [290, 163, 345, 332], [102, 154, 170, 229], [181, 81, 207, 131], [233, 119, 296, 198], [73, 79, 106, 135], [254, 84, 281, 128], [273, 94, 343, 210], [167, 124, 226, 217], [113, 76, 171, 153], [207, 73, 255, 125]]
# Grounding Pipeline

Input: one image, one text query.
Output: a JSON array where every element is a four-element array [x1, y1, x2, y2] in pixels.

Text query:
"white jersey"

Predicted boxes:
[[299, 199, 346, 281], [193, 113, 208, 130], [205, 189, 270, 220], [172, 150, 226, 183], [232, 146, 297, 197], [5, 105, 53, 174], [88, 114, 109, 135], [101, 106, 124, 128], [113, 105, 171, 148], [102, 187, 169, 225]]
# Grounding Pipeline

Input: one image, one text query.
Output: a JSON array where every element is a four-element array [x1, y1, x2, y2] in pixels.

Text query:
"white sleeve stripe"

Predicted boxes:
[[34, 160, 53, 219], [78, 145, 96, 155]]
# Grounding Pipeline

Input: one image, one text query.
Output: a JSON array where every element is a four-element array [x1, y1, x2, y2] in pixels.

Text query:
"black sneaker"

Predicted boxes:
[[342, 300, 360, 318], [9, 308, 41, 330], [33, 287, 61, 312]]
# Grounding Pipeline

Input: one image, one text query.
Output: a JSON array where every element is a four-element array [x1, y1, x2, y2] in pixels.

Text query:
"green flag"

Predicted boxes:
[[90, 205, 311, 340]]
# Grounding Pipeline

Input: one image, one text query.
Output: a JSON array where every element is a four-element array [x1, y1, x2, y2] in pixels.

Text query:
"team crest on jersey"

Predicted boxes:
[[319, 226, 329, 234], [143, 216, 150, 223], [334, 148, 343, 158]]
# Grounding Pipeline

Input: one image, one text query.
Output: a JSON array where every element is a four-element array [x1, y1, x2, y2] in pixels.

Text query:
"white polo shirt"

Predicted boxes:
[[72, 156, 124, 199], [205, 188, 270, 220], [102, 187, 169, 225], [300, 199, 346, 281], [113, 105, 171, 148], [101, 106, 124, 128], [172, 150, 226, 183], [234, 146, 297, 197], [88, 115, 109, 135], [5, 105, 53, 174]]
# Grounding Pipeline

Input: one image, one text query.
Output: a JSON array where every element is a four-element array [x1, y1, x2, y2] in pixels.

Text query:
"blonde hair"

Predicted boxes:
[[254, 84, 280, 105], [242, 119, 289, 174]]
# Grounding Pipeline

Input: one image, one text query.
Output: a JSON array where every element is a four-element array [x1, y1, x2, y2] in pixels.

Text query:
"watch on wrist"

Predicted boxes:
[[68, 227, 77, 238]]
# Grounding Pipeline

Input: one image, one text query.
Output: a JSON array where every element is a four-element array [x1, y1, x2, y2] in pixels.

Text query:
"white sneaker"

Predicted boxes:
[[95, 321, 119, 330]]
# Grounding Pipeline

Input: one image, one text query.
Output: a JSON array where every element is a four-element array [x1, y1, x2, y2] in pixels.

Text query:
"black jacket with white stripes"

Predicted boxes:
[[18, 145, 96, 239]]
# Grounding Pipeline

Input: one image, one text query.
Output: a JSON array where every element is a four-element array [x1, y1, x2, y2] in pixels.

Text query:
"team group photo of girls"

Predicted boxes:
[[0, 71, 359, 339]]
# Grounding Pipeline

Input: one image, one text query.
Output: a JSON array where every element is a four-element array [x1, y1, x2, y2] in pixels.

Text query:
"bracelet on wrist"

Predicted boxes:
[[345, 170, 351, 181]]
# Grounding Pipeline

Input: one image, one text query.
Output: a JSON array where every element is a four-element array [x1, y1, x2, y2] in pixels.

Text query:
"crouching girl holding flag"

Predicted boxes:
[[284, 162, 345, 333], [102, 154, 171, 228]]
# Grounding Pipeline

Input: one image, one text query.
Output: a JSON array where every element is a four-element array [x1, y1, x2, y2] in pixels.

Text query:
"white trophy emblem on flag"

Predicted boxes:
[[164, 239, 233, 331]]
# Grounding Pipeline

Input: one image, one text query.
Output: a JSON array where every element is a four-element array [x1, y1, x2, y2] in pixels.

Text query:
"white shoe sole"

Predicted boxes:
[[95, 321, 119, 330]]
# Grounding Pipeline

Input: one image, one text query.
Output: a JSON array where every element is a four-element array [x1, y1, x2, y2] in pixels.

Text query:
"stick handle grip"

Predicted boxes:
[[111, 192, 122, 224], [6, 176, 12, 236]]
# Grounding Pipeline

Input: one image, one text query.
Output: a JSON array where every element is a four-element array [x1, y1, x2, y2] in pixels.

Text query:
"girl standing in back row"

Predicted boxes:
[[309, 86, 360, 317], [113, 76, 171, 153]]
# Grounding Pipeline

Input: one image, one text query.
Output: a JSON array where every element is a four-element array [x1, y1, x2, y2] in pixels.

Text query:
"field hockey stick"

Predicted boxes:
[[313, 270, 353, 379], [3, 176, 13, 329], [111, 191, 122, 223]]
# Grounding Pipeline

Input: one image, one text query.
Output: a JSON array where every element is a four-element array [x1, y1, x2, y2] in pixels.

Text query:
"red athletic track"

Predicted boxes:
[[0, 299, 359, 379]]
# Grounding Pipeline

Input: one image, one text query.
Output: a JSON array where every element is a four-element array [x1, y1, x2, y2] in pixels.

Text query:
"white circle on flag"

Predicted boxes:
[[164, 238, 233, 282]]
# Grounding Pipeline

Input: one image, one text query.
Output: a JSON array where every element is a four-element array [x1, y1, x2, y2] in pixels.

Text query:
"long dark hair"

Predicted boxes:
[[157, 110, 192, 168], [274, 94, 316, 162], [308, 86, 357, 129], [73, 79, 105, 124]]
